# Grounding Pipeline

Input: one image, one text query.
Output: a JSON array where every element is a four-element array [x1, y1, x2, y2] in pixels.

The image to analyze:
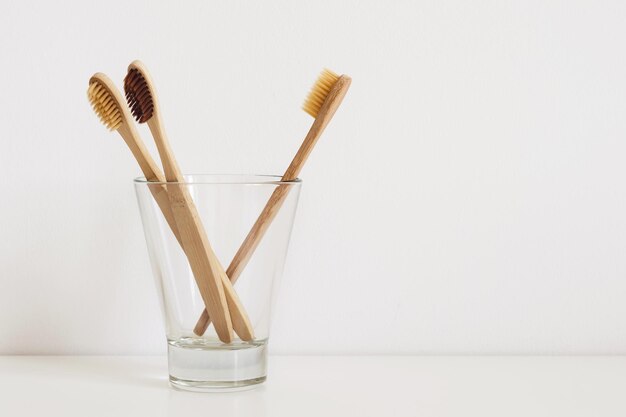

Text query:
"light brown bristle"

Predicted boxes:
[[124, 68, 154, 123], [302, 68, 340, 118], [87, 81, 123, 131]]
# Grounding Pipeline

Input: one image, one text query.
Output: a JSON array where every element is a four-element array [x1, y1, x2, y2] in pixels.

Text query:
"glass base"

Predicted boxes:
[[167, 337, 268, 392], [170, 375, 266, 392]]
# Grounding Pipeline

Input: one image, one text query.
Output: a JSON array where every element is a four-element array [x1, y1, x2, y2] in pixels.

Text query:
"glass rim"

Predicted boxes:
[[133, 173, 303, 186]]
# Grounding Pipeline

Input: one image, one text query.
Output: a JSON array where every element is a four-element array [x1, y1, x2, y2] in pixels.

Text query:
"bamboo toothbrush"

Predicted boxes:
[[87, 72, 253, 342], [87, 73, 183, 248], [124, 60, 254, 343], [194, 69, 352, 335]]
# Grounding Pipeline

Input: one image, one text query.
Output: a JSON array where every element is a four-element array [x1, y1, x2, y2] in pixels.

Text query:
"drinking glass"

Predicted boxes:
[[134, 174, 301, 391]]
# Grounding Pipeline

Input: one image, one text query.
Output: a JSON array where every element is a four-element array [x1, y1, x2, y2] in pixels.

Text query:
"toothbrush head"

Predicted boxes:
[[302, 68, 340, 118], [124, 61, 155, 124], [87, 73, 124, 131]]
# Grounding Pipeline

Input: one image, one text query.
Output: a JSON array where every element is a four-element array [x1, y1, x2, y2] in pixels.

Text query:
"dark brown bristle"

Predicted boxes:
[[124, 68, 154, 123]]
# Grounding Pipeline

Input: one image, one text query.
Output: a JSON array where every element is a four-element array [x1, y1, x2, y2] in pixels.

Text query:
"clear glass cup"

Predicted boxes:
[[134, 174, 302, 392]]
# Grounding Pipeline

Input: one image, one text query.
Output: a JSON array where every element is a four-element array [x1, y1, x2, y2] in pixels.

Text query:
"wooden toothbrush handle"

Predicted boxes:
[[193, 75, 352, 335], [147, 184, 254, 339], [191, 119, 325, 334], [149, 117, 255, 343], [119, 124, 183, 248], [120, 121, 254, 341], [153, 180, 253, 339], [193, 184, 292, 334], [167, 185, 234, 342], [142, 177, 253, 338]]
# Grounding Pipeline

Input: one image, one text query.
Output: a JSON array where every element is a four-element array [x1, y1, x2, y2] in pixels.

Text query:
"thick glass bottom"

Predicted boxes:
[[167, 337, 268, 392], [170, 375, 266, 392]]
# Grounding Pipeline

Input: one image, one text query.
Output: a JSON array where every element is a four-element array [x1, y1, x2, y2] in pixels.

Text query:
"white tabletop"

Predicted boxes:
[[1, 355, 625, 416]]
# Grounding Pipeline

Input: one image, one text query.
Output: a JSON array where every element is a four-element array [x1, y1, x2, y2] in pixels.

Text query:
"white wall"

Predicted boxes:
[[1, 0, 626, 354]]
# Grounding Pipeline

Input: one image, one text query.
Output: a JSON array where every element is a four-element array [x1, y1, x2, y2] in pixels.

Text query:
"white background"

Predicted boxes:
[[1, 0, 625, 355]]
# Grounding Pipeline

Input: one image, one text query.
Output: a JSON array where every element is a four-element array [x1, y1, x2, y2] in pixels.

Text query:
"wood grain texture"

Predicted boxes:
[[193, 75, 352, 335]]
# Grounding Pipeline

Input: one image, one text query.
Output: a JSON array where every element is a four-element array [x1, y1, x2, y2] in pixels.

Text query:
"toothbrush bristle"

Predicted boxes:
[[87, 81, 123, 131], [302, 68, 340, 118], [124, 68, 154, 123]]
